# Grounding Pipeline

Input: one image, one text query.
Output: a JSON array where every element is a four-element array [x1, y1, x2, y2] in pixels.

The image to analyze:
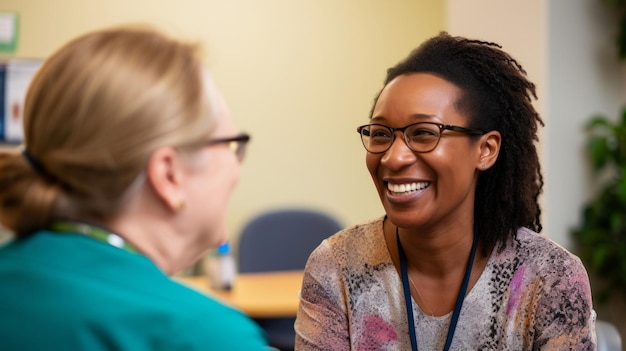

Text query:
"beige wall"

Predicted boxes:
[[1, 1, 445, 242]]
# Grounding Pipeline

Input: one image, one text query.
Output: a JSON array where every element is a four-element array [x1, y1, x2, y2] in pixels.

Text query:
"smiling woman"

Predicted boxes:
[[295, 32, 596, 351]]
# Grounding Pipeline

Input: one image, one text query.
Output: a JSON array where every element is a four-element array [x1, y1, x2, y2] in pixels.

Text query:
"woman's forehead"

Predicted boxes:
[[373, 73, 463, 123]]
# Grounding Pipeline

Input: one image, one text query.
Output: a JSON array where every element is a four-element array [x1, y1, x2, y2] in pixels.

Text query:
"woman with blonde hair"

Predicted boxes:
[[0, 25, 268, 350]]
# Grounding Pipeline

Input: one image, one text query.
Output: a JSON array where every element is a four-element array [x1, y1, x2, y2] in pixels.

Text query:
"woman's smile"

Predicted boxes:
[[385, 180, 431, 203]]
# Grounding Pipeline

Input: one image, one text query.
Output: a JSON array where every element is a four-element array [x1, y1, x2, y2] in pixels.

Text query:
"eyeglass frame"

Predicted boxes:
[[356, 122, 485, 154], [204, 133, 251, 161]]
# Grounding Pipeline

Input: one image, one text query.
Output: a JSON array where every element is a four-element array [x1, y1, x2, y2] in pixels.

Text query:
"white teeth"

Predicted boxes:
[[387, 182, 429, 194]]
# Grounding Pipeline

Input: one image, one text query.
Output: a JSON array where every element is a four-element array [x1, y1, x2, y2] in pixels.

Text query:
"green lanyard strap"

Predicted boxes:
[[50, 220, 139, 254]]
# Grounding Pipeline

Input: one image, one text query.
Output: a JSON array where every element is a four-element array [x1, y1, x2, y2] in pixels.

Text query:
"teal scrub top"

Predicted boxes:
[[0, 230, 269, 350]]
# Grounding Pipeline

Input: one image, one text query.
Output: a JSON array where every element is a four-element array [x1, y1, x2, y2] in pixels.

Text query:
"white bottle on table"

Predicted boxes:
[[205, 242, 236, 291]]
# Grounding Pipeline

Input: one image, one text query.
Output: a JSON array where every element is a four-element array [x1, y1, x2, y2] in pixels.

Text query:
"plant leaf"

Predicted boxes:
[[589, 136, 610, 170], [618, 16, 626, 60], [592, 245, 609, 271], [617, 175, 626, 204], [585, 115, 613, 131]]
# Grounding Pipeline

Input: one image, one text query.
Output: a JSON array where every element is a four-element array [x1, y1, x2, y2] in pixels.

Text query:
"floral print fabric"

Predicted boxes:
[[295, 217, 596, 350]]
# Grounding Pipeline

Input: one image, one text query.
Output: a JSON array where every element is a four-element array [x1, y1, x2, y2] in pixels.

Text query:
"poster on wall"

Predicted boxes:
[[0, 59, 42, 143], [0, 12, 18, 54]]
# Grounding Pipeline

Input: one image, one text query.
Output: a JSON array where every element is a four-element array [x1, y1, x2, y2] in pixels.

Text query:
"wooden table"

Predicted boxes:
[[177, 270, 304, 318]]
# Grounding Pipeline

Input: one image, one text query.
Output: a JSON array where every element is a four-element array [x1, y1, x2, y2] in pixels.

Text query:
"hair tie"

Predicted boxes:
[[22, 149, 50, 178]]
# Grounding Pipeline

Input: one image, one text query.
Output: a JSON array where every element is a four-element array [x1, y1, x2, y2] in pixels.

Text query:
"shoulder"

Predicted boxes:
[[307, 216, 387, 267], [511, 227, 587, 275], [144, 276, 247, 320], [169, 287, 268, 350], [129, 277, 269, 349], [508, 230, 595, 348], [489, 227, 593, 309], [327, 216, 383, 246], [301, 216, 394, 305], [497, 227, 593, 309], [487, 228, 595, 348]]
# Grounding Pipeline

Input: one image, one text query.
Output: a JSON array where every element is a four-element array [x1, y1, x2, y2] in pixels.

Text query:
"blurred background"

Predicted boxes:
[[1, 0, 625, 344]]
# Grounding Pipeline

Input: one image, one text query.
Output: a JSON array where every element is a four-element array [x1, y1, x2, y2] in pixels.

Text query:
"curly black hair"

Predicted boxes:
[[371, 32, 544, 256]]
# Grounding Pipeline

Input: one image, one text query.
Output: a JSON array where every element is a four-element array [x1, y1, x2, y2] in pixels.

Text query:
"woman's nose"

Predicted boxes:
[[380, 133, 417, 169]]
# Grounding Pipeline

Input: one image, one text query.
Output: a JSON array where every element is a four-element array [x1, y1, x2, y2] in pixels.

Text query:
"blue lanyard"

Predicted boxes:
[[396, 226, 477, 351], [50, 220, 139, 254]]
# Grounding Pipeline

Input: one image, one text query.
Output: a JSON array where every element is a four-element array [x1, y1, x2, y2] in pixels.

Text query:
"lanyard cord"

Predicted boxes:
[[49, 220, 139, 254], [396, 226, 478, 351]]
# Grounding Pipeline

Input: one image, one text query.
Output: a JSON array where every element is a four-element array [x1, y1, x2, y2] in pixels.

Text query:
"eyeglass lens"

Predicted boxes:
[[360, 123, 442, 153], [229, 140, 247, 161], [204, 133, 250, 162]]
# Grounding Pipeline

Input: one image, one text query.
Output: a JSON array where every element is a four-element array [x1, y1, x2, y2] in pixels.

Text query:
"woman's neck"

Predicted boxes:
[[384, 217, 489, 315], [105, 217, 193, 275], [386, 218, 475, 277]]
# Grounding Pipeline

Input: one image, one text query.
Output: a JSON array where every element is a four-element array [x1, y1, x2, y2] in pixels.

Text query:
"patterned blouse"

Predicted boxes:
[[295, 216, 596, 350]]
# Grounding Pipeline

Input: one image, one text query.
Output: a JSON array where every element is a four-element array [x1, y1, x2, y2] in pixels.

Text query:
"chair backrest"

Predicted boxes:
[[238, 208, 343, 273], [596, 320, 622, 351]]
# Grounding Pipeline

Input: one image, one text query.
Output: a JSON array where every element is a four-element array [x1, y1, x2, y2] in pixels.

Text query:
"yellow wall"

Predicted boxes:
[[1, 0, 444, 242]]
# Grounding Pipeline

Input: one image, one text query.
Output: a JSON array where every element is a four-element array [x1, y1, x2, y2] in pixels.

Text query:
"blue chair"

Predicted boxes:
[[238, 208, 343, 351]]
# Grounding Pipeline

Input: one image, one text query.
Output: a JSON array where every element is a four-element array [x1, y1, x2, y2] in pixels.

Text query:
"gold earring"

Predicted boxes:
[[175, 199, 186, 211]]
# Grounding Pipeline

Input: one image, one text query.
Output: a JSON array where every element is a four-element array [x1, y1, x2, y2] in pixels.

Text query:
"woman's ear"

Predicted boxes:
[[477, 131, 501, 171], [145, 147, 186, 212]]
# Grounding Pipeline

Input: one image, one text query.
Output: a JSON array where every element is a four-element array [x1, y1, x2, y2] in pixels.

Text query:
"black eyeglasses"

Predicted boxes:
[[205, 133, 250, 162], [357, 122, 484, 154]]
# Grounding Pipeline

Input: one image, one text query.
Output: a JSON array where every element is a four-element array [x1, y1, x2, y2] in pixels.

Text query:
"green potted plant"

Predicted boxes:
[[571, 0, 626, 303], [572, 110, 626, 302]]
